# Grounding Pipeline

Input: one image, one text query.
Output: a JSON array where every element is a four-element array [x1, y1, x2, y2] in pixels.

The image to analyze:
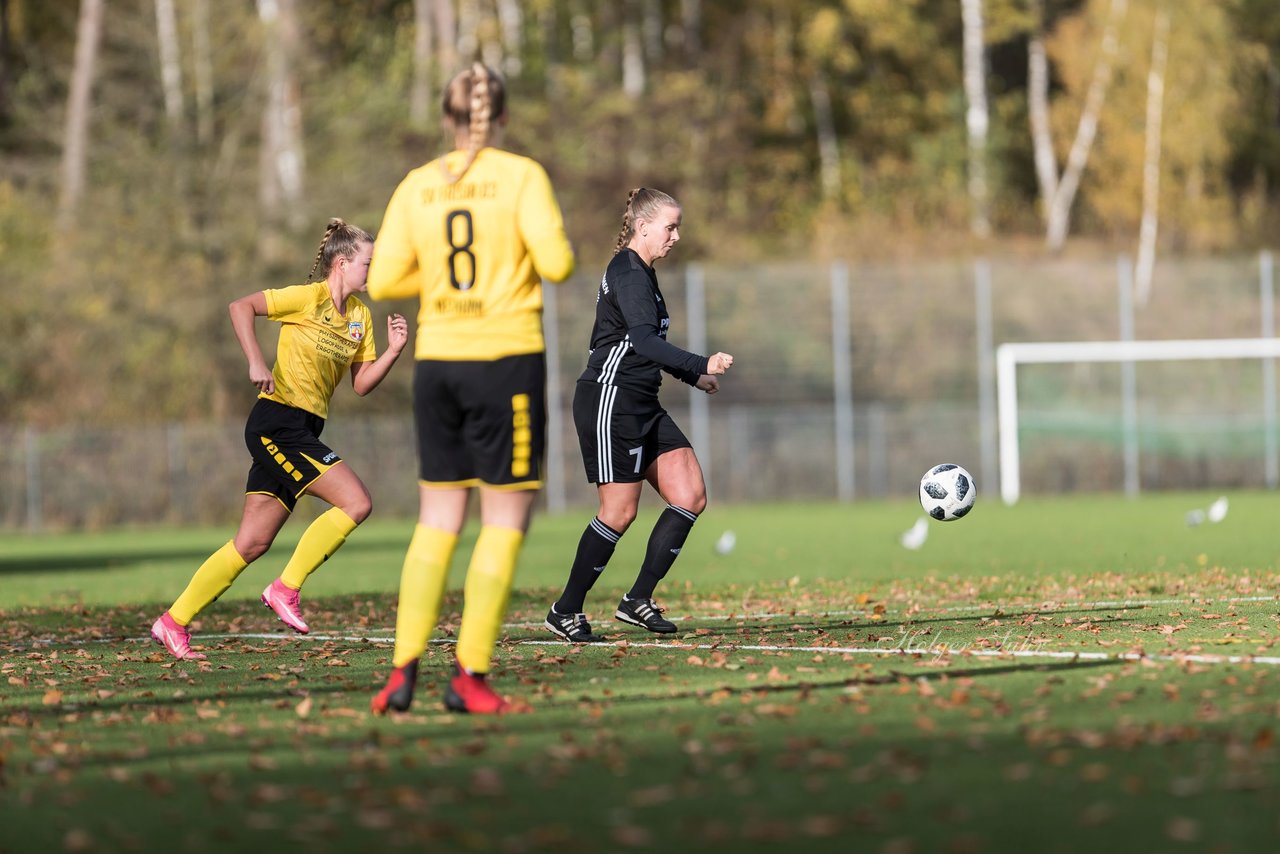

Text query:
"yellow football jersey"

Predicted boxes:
[[260, 282, 377, 419], [367, 147, 575, 360]]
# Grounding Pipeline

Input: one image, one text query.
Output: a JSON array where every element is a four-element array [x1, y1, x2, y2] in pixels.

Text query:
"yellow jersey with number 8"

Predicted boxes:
[[366, 147, 575, 361]]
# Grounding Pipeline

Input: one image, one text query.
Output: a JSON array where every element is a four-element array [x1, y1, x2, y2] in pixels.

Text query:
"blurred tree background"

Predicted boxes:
[[2, 0, 1280, 428]]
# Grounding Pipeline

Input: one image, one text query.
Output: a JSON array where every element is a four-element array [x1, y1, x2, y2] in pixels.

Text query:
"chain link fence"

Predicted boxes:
[[3, 253, 1276, 531]]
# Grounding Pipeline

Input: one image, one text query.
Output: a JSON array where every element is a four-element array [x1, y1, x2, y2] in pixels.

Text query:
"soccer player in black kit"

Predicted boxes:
[[545, 187, 734, 642]]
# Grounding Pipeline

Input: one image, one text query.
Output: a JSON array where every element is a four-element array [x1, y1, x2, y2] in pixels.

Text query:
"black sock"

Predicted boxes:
[[554, 517, 620, 614], [626, 505, 698, 601]]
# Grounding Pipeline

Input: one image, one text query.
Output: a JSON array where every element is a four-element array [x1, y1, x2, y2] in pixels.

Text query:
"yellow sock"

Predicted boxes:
[[391, 525, 459, 668], [169, 541, 248, 625], [279, 507, 358, 590], [455, 526, 524, 675]]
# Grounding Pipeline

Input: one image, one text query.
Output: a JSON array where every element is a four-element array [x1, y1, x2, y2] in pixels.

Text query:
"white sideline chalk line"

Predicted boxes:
[[360, 594, 1280, 635], [19, 594, 1278, 669], [509, 593, 1278, 629], [194, 632, 1280, 668]]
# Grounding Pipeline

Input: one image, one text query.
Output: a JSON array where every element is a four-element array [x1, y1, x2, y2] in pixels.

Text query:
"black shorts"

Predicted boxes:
[[244, 398, 341, 511], [413, 354, 546, 489], [572, 381, 691, 484]]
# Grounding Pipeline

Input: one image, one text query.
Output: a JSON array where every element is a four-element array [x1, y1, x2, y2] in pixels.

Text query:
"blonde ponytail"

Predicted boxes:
[[614, 188, 642, 254], [440, 63, 506, 185]]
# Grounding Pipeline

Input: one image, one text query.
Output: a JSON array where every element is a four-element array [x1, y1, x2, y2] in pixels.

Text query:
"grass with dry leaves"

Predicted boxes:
[[2, 493, 1279, 852]]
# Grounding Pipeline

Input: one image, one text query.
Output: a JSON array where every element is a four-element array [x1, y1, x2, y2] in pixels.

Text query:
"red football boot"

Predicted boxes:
[[370, 660, 418, 715]]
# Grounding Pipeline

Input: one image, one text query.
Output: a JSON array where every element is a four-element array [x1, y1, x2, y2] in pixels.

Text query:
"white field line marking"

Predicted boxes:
[[17, 592, 1276, 649], [915, 593, 1277, 613], [180, 632, 1280, 668], [359, 592, 1280, 634], [21, 595, 1276, 661]]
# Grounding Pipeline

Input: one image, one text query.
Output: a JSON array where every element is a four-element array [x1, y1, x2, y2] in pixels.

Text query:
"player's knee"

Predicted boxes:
[[599, 505, 638, 533], [344, 494, 372, 524], [669, 488, 706, 516], [237, 540, 271, 563]]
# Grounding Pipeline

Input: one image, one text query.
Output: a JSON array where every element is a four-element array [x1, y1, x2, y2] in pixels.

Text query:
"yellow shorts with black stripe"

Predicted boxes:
[[244, 398, 341, 511]]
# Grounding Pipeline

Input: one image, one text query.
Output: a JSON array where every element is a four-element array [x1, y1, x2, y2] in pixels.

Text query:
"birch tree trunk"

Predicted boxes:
[[153, 0, 193, 238], [257, 0, 304, 242], [456, 0, 479, 67], [480, 8, 503, 73], [192, 0, 213, 147], [1134, 8, 1170, 304], [961, 0, 991, 238], [810, 71, 841, 201], [153, 0, 183, 127], [410, 0, 433, 129], [1027, 0, 1058, 206], [496, 0, 521, 74], [434, 0, 457, 76], [57, 0, 105, 232], [1044, 0, 1128, 253], [622, 0, 645, 98]]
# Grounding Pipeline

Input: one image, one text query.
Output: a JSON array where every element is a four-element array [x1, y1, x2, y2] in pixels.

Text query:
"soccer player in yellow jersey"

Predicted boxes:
[[151, 219, 408, 660], [367, 63, 575, 714]]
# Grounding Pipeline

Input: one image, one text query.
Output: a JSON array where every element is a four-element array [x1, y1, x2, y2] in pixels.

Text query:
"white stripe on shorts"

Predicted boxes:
[[596, 384, 617, 482], [599, 336, 629, 386]]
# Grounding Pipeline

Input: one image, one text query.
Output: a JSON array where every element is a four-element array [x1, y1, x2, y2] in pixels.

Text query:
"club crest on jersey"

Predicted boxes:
[[347, 321, 364, 341]]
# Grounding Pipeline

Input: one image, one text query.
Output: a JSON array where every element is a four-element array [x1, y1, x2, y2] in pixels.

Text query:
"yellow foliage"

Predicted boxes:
[[804, 8, 844, 61]]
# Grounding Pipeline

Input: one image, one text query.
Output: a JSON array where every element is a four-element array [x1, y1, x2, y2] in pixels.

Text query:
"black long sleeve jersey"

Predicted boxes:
[[577, 249, 710, 396]]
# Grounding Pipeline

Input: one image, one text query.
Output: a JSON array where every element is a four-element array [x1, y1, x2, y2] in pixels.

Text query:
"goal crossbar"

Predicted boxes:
[[996, 338, 1280, 504]]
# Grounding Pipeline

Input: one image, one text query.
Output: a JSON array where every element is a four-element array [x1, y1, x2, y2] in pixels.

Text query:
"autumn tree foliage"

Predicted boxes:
[[2, 0, 1280, 425]]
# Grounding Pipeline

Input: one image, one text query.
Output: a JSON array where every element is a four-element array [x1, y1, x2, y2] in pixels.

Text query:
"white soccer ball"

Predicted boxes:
[[919, 464, 976, 522], [714, 530, 737, 555]]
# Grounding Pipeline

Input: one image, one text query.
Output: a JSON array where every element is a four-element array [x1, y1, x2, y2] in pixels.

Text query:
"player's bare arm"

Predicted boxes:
[[229, 291, 274, 395], [350, 313, 409, 396]]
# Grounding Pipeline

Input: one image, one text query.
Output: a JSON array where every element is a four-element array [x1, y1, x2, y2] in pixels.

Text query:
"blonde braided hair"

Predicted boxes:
[[440, 63, 505, 185], [613, 187, 680, 254], [307, 218, 373, 282]]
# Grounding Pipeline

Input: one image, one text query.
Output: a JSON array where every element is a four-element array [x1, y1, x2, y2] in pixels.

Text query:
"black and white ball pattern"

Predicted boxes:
[[919, 463, 976, 521]]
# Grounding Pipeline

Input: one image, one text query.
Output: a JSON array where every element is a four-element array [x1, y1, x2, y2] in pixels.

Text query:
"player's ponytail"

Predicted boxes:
[[440, 63, 506, 185], [613, 187, 680, 254], [613, 188, 642, 254], [308, 218, 373, 282]]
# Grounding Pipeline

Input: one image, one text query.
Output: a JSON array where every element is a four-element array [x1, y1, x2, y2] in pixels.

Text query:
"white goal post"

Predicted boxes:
[[996, 337, 1280, 504]]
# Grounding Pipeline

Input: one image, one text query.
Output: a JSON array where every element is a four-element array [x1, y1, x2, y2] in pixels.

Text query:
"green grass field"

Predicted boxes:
[[3, 493, 1279, 853]]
